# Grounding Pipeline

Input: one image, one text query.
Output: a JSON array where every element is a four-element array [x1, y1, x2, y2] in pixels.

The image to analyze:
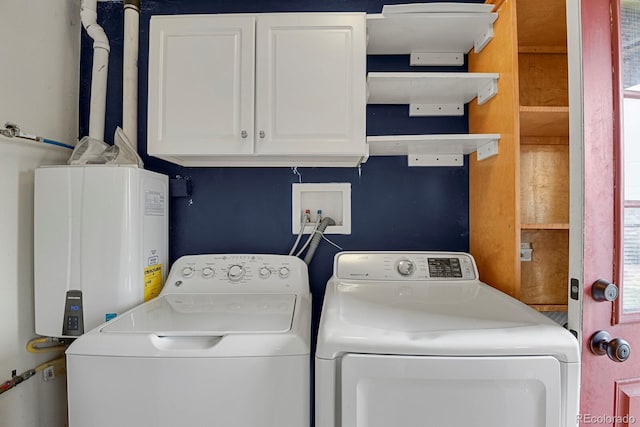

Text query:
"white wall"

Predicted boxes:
[[0, 1, 81, 426]]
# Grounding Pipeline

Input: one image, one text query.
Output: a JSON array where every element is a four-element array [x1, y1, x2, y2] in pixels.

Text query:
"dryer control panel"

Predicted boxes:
[[334, 252, 478, 281], [161, 254, 309, 295]]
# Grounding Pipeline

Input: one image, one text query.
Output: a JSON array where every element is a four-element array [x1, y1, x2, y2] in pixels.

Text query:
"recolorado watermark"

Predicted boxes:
[[577, 413, 637, 424]]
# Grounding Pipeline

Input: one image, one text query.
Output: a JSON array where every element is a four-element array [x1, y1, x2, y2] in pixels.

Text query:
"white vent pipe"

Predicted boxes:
[[81, 0, 110, 142], [123, 0, 140, 150]]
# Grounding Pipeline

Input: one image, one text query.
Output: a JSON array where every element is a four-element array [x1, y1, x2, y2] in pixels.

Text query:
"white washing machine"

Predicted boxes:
[[66, 254, 311, 427], [315, 252, 580, 427]]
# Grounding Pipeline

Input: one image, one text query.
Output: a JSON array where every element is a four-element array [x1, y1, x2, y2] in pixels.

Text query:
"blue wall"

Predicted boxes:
[[80, 0, 478, 345]]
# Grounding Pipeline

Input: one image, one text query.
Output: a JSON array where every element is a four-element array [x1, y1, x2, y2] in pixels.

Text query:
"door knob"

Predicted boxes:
[[591, 279, 619, 302], [589, 330, 631, 362]]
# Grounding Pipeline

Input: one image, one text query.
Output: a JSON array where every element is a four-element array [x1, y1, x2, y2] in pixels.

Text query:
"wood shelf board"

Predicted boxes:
[[530, 304, 568, 312], [366, 12, 498, 55], [367, 72, 500, 105], [521, 145, 569, 224], [519, 107, 569, 137], [521, 223, 570, 230], [520, 106, 569, 113], [521, 136, 569, 145], [518, 46, 568, 54], [520, 229, 569, 305], [367, 134, 500, 156], [516, 0, 567, 51]]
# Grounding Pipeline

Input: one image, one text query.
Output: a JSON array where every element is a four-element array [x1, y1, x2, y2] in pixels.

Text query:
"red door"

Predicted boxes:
[[576, 0, 640, 424]]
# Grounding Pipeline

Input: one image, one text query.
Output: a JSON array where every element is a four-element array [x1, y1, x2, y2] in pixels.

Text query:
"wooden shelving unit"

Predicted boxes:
[[517, 0, 569, 312], [469, 0, 569, 313]]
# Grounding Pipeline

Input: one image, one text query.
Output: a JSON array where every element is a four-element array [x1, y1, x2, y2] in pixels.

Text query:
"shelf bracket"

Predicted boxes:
[[477, 79, 498, 105], [408, 153, 463, 167], [474, 25, 494, 53], [410, 52, 464, 66], [476, 139, 499, 160], [409, 104, 464, 117]]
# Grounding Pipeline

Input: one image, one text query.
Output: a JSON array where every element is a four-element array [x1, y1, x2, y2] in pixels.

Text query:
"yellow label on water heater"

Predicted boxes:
[[144, 264, 163, 301]]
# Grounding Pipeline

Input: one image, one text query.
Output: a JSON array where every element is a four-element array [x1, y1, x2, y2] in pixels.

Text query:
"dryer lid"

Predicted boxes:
[[315, 280, 579, 362], [101, 293, 296, 335], [333, 280, 544, 331]]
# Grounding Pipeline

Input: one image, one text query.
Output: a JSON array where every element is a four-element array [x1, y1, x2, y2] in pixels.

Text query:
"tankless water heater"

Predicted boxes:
[[34, 165, 168, 338]]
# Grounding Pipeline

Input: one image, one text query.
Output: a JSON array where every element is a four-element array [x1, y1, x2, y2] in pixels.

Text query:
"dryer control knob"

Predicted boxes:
[[182, 266, 194, 278], [202, 267, 214, 278], [228, 265, 245, 282], [278, 267, 290, 279], [396, 259, 415, 277]]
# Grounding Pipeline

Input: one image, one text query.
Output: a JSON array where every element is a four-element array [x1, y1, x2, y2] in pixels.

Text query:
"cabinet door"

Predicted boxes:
[[254, 14, 366, 156], [148, 16, 255, 156]]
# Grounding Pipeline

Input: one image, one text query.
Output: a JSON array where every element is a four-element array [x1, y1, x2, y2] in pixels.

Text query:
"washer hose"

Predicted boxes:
[[303, 217, 335, 265]]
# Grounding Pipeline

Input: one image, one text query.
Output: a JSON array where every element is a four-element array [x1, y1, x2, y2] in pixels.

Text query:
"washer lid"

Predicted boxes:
[[102, 294, 296, 335], [315, 280, 579, 362]]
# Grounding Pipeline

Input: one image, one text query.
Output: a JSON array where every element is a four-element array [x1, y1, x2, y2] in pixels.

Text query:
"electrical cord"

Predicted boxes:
[[321, 234, 343, 251]]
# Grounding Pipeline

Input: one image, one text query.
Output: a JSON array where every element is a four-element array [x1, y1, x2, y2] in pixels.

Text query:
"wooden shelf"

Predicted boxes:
[[519, 106, 569, 137], [521, 223, 570, 230], [367, 134, 500, 165], [530, 304, 568, 313], [518, 46, 567, 54], [467, 0, 571, 311], [366, 12, 498, 58], [367, 73, 500, 112]]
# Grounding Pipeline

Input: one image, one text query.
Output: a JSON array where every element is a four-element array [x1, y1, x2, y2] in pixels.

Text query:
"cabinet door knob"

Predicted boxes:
[[591, 279, 619, 302], [589, 331, 631, 362], [259, 131, 265, 139], [241, 130, 247, 139]]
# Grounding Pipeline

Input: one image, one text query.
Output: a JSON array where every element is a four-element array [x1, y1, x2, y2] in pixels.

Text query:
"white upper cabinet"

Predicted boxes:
[[255, 14, 366, 157], [148, 16, 255, 156], [148, 13, 367, 167]]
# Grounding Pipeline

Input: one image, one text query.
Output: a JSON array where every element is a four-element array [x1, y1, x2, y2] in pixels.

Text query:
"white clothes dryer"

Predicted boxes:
[[67, 254, 311, 427], [315, 252, 580, 427]]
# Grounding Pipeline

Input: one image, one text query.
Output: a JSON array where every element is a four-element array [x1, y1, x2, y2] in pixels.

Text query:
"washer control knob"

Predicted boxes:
[[182, 266, 194, 278], [202, 267, 214, 278], [396, 259, 415, 277], [259, 267, 271, 279], [278, 267, 290, 279], [227, 265, 245, 282]]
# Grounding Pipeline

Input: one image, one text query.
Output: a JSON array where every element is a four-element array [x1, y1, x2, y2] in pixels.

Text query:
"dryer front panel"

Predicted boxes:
[[340, 354, 562, 427]]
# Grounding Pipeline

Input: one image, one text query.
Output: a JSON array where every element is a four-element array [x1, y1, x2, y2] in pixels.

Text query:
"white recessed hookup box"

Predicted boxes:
[[292, 183, 351, 235]]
